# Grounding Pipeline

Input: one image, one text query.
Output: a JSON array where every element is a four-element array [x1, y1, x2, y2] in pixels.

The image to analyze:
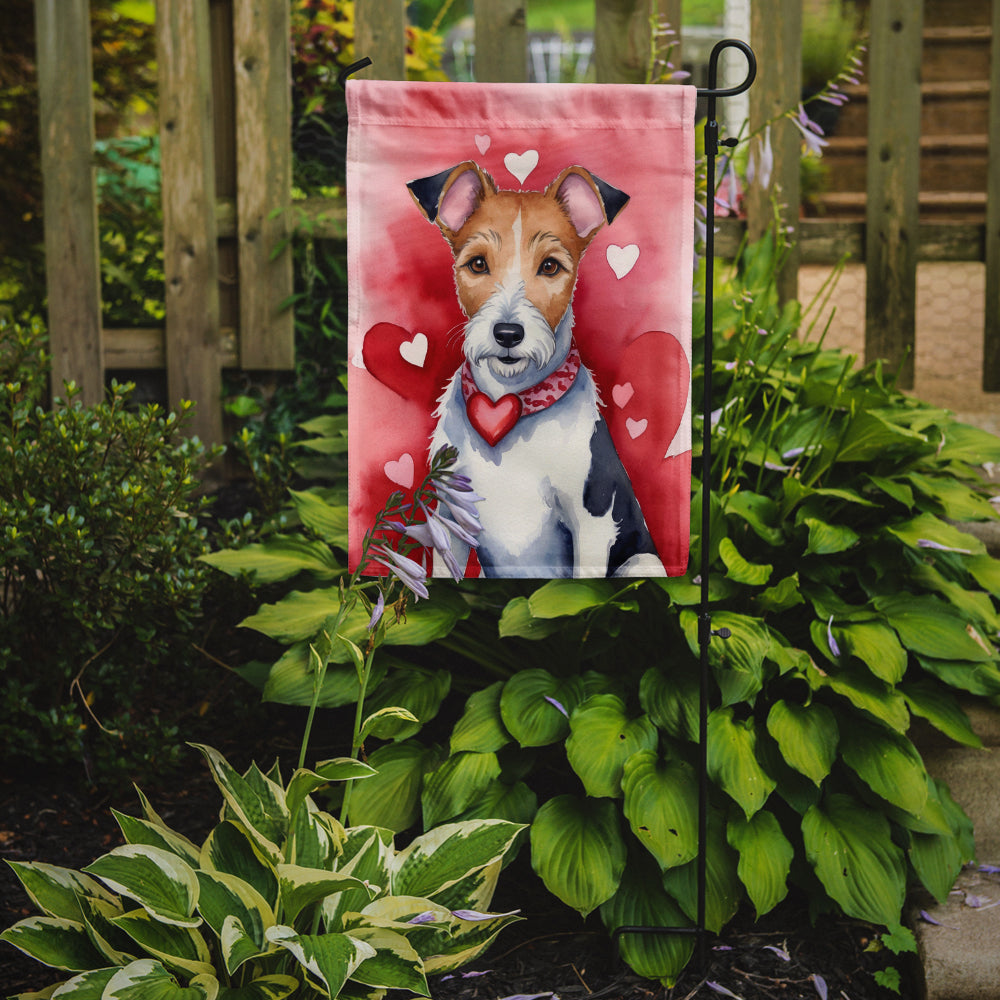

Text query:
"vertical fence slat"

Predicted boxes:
[[34, 0, 103, 405], [864, 0, 923, 389], [474, 0, 527, 82], [594, 0, 652, 84], [233, 0, 294, 370], [157, 0, 222, 445], [983, 0, 1000, 390], [746, 0, 801, 303], [354, 0, 406, 80]]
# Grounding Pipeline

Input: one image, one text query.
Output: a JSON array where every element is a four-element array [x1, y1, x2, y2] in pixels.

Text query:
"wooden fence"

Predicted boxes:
[[33, 0, 1000, 445]]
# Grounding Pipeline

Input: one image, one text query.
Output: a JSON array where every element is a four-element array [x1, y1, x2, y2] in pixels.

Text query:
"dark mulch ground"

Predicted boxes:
[[1, 741, 915, 1000]]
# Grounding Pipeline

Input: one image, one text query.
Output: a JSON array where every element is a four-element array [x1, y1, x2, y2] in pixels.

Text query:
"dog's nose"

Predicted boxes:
[[493, 323, 525, 349]]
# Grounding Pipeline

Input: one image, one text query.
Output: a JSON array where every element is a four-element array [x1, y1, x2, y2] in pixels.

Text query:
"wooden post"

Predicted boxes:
[[34, 0, 104, 405], [233, 0, 294, 369], [864, 0, 923, 389], [594, 0, 652, 84], [474, 0, 526, 83], [157, 0, 223, 444], [354, 0, 406, 80], [746, 0, 801, 305], [983, 0, 1000, 390]]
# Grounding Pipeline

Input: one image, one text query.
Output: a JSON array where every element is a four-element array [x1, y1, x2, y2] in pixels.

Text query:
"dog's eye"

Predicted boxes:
[[465, 256, 489, 275], [538, 257, 564, 276]]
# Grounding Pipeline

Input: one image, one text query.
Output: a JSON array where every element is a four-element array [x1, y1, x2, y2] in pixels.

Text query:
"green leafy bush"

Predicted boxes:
[[0, 317, 220, 783], [1, 743, 523, 998], [210, 235, 1000, 985]]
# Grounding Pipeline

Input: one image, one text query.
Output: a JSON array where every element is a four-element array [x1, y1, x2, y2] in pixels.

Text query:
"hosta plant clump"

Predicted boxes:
[[1, 744, 523, 999]]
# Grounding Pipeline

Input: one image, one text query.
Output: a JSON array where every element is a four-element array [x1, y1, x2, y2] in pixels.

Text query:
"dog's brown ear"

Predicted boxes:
[[549, 166, 630, 238], [407, 162, 496, 232]]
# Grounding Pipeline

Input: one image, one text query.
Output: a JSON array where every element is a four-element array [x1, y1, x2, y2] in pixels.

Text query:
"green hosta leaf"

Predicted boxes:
[[911, 562, 1000, 633], [866, 474, 914, 509], [886, 512, 985, 557], [906, 472, 998, 521], [599, 853, 694, 987], [421, 751, 502, 828], [527, 579, 618, 618], [680, 610, 770, 706], [901, 680, 982, 748], [639, 664, 699, 742], [909, 827, 965, 905], [288, 488, 348, 546], [200, 535, 341, 583], [195, 871, 273, 974], [935, 421, 1000, 464], [191, 746, 287, 863], [38, 966, 117, 998], [727, 811, 793, 918], [809, 661, 910, 732], [347, 740, 442, 832], [346, 926, 428, 994], [724, 490, 784, 545], [802, 793, 906, 926], [5, 862, 118, 922], [803, 517, 859, 556], [450, 682, 511, 754], [966, 553, 1000, 597], [277, 865, 374, 925], [359, 706, 421, 742], [621, 751, 698, 871], [285, 759, 376, 822], [112, 812, 201, 868], [83, 846, 200, 928], [216, 975, 299, 1000], [707, 708, 776, 818], [260, 643, 387, 709], [756, 573, 804, 614], [103, 959, 218, 1000], [874, 594, 995, 662], [497, 597, 565, 639], [393, 820, 524, 901], [362, 667, 451, 740], [661, 810, 741, 933], [765, 700, 838, 786], [835, 410, 927, 463], [499, 670, 584, 747], [839, 718, 929, 816], [453, 779, 538, 827], [265, 926, 375, 998], [566, 695, 658, 798], [530, 795, 626, 917], [200, 822, 278, 910], [111, 908, 214, 978], [835, 621, 907, 684], [0, 916, 107, 971], [916, 655, 1000, 697], [718, 537, 772, 586]]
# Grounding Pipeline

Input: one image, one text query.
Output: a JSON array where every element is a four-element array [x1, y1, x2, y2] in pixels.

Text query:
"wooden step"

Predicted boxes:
[[813, 190, 987, 222], [922, 25, 993, 83], [922, 0, 991, 28]]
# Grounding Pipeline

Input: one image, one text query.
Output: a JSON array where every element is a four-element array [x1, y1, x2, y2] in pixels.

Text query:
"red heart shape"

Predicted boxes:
[[362, 322, 462, 410], [466, 392, 523, 446]]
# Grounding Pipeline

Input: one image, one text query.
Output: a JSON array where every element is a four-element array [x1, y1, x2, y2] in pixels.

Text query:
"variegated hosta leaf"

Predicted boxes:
[[347, 741, 442, 833], [565, 695, 658, 799], [391, 820, 524, 901], [838, 718, 929, 817], [765, 700, 838, 786], [195, 871, 274, 974], [450, 681, 511, 754], [102, 958, 218, 999], [214, 974, 299, 1000], [110, 907, 214, 978], [621, 751, 699, 871], [288, 801, 344, 870], [599, 854, 694, 987], [707, 707, 776, 819], [421, 751, 501, 829], [200, 822, 278, 910], [191, 745, 287, 863], [265, 926, 375, 998], [424, 859, 501, 916], [499, 669, 585, 747], [77, 894, 136, 966], [285, 760, 375, 823], [83, 846, 200, 928], [727, 810, 793, 917], [4, 861, 118, 922], [0, 916, 107, 971], [276, 864, 375, 925], [529, 795, 626, 917], [423, 907, 522, 975], [323, 829, 393, 931], [45, 966, 118, 997], [112, 810, 201, 868], [345, 926, 429, 995], [802, 793, 906, 926]]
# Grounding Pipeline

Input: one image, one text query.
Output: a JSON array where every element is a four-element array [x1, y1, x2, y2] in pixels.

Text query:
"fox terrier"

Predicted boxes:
[[408, 160, 662, 578]]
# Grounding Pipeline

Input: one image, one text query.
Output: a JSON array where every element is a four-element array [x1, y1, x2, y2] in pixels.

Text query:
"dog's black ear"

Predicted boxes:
[[407, 166, 458, 223], [590, 173, 630, 224]]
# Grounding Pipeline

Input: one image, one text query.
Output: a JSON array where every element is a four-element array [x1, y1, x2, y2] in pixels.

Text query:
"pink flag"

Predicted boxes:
[[347, 80, 695, 578]]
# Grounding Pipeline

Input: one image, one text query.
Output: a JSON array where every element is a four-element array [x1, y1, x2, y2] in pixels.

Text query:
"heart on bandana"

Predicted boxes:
[[362, 322, 462, 410], [466, 392, 523, 446], [504, 150, 539, 185]]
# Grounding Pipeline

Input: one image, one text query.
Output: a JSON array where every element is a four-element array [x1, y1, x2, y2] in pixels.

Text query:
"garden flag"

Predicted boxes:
[[347, 80, 696, 578]]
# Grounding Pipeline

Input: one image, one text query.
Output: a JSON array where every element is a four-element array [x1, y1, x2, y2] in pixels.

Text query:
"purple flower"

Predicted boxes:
[[370, 545, 429, 600], [917, 538, 973, 554], [827, 616, 841, 658], [747, 125, 773, 191], [706, 983, 742, 999], [544, 695, 569, 718], [763, 944, 790, 961], [791, 104, 829, 156], [451, 908, 520, 921], [367, 590, 385, 631], [407, 911, 438, 925], [812, 974, 828, 1000]]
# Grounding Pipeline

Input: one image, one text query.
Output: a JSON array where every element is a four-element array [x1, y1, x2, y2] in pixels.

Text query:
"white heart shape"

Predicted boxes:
[[626, 417, 648, 439], [399, 332, 428, 368], [612, 382, 634, 408], [384, 453, 414, 488], [504, 150, 539, 185], [475, 134, 491, 154], [607, 244, 640, 279]]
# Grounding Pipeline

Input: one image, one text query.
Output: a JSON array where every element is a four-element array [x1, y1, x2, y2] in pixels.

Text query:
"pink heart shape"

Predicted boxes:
[[626, 417, 648, 439], [475, 134, 491, 154], [612, 382, 635, 408], [384, 453, 415, 488]]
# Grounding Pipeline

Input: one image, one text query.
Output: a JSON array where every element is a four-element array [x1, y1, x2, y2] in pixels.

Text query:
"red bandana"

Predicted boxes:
[[461, 342, 582, 445]]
